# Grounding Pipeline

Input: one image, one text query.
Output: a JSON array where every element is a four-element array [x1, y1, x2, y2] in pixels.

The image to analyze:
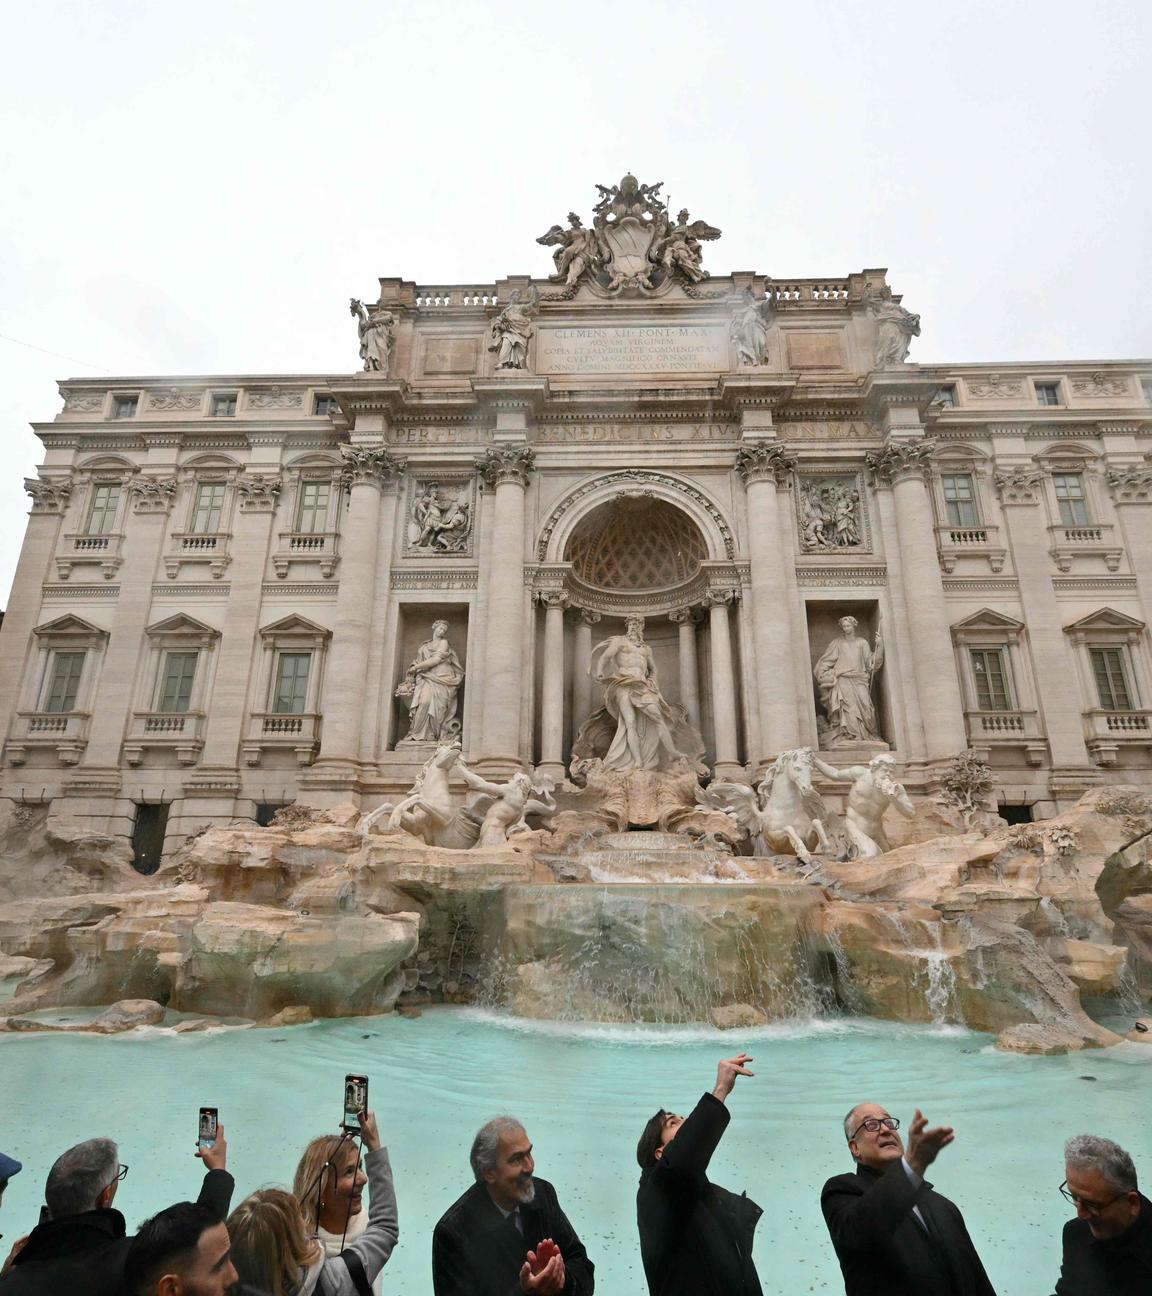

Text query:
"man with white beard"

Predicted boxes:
[[433, 1118, 594, 1296]]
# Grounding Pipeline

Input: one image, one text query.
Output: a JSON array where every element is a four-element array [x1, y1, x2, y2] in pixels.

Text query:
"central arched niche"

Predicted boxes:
[[564, 494, 707, 598]]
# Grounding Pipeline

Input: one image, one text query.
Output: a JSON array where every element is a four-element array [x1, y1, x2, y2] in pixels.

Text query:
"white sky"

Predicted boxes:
[[2, 0, 1149, 603]]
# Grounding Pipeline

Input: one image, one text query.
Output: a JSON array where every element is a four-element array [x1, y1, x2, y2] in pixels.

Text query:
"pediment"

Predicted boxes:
[[258, 614, 331, 640], [1064, 608, 1146, 634], [33, 614, 108, 639], [952, 608, 1025, 634], [144, 613, 220, 639]]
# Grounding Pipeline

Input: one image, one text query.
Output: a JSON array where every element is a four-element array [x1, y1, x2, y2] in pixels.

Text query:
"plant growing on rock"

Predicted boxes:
[[1045, 825, 1078, 857], [939, 750, 994, 824]]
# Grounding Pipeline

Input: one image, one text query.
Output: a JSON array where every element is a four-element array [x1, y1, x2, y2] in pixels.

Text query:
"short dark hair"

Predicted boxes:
[[123, 1201, 219, 1296], [637, 1110, 668, 1169]]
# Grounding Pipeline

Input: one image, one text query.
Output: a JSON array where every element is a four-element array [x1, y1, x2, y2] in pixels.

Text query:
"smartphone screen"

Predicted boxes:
[[198, 1107, 218, 1150], [343, 1075, 369, 1131]]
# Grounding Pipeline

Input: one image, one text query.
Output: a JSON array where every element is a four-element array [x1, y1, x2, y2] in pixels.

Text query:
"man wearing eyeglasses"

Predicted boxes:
[[820, 1102, 995, 1295], [1054, 1133, 1151, 1294], [0, 1130, 233, 1296]]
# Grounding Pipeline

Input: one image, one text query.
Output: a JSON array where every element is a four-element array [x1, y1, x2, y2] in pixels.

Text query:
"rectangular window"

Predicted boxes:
[[295, 481, 331, 533], [313, 395, 338, 415], [934, 385, 956, 408], [1090, 647, 1134, 711], [1035, 382, 1063, 407], [211, 394, 237, 417], [86, 483, 121, 535], [941, 474, 979, 527], [969, 648, 1013, 710], [1053, 473, 1089, 525], [112, 395, 138, 419], [190, 482, 226, 534], [41, 651, 86, 713], [272, 652, 312, 714], [157, 651, 198, 713]]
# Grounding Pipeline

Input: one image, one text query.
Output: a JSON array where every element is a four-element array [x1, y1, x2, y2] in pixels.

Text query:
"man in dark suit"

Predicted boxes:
[[432, 1116, 594, 1296], [820, 1101, 995, 1296], [1054, 1133, 1152, 1294], [635, 1052, 762, 1296]]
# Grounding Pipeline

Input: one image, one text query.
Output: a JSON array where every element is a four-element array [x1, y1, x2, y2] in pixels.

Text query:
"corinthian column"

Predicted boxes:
[[571, 608, 600, 734], [736, 442, 800, 765], [476, 445, 535, 771], [704, 589, 742, 778], [1108, 466, 1152, 629], [315, 447, 404, 772], [866, 441, 966, 760], [669, 607, 701, 724], [537, 591, 568, 781]]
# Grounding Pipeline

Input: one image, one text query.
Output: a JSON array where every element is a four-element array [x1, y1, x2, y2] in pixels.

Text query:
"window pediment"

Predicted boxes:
[[1065, 607, 1145, 645], [144, 613, 220, 645], [34, 615, 108, 640], [953, 608, 1026, 636], [258, 614, 331, 647]]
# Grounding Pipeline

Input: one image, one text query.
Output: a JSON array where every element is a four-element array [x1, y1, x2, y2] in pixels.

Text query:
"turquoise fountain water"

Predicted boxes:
[[2, 1007, 1149, 1295]]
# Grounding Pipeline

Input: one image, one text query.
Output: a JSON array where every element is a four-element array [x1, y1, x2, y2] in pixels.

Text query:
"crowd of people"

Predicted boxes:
[[0, 1054, 1148, 1295]]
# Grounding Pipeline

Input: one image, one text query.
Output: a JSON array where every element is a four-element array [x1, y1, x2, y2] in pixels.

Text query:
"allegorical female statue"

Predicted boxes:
[[349, 297, 395, 373], [813, 615, 884, 745], [486, 288, 537, 370], [396, 620, 465, 743]]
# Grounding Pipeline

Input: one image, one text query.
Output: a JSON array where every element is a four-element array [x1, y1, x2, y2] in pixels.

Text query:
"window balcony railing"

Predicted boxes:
[[963, 708, 1047, 766], [1083, 707, 1152, 766], [123, 710, 206, 765], [272, 531, 339, 579], [5, 711, 90, 766], [241, 712, 321, 766], [935, 524, 1006, 574], [1047, 522, 1122, 573], [57, 532, 124, 581], [164, 533, 231, 580]]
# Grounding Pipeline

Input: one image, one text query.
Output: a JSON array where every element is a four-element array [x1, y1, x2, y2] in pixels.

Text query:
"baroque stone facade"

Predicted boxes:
[[2, 174, 1151, 861]]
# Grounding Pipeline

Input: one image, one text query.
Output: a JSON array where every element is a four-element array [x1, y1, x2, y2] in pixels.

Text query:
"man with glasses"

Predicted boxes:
[[0, 1130, 233, 1296], [1054, 1133, 1151, 1293], [820, 1102, 995, 1295]]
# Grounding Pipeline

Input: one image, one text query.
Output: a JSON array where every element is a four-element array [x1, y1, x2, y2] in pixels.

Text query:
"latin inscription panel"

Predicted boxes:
[[535, 325, 730, 374]]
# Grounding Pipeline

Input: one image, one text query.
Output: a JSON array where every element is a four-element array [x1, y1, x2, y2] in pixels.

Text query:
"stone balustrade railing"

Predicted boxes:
[[413, 286, 500, 308]]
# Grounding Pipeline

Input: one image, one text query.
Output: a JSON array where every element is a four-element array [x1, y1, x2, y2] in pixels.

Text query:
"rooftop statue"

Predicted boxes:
[[349, 297, 394, 373], [730, 288, 773, 366], [487, 286, 538, 370], [537, 173, 721, 295], [866, 286, 921, 367]]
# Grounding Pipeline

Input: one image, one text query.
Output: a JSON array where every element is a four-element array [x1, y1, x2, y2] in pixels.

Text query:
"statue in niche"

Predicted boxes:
[[813, 616, 884, 746], [487, 287, 538, 370], [395, 620, 465, 743], [457, 765, 558, 846], [810, 752, 914, 857], [729, 289, 773, 366], [865, 287, 921, 368], [571, 615, 703, 772], [697, 747, 836, 865], [537, 213, 604, 287], [410, 482, 471, 552], [349, 298, 395, 373], [798, 479, 863, 551]]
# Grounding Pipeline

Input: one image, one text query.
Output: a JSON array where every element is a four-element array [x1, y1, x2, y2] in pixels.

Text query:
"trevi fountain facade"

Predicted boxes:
[[1, 175, 1151, 1053]]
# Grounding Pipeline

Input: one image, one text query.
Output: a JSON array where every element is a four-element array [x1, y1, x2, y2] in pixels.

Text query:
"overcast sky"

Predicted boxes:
[[2, 0, 1148, 602]]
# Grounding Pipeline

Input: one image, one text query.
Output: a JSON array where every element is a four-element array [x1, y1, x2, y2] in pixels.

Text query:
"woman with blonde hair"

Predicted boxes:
[[229, 1110, 397, 1296]]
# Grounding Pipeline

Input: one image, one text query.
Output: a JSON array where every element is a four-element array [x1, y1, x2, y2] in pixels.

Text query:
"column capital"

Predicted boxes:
[[668, 606, 700, 625], [1107, 466, 1152, 503], [338, 445, 406, 490], [993, 465, 1044, 505], [703, 587, 739, 609], [534, 589, 570, 610], [865, 441, 932, 486], [569, 606, 601, 627], [735, 442, 796, 486], [128, 475, 179, 513], [236, 473, 283, 512], [478, 445, 535, 489], [24, 476, 73, 514]]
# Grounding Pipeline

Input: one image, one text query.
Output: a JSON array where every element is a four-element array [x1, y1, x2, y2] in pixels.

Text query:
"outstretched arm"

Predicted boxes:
[[812, 754, 857, 783], [458, 763, 503, 798]]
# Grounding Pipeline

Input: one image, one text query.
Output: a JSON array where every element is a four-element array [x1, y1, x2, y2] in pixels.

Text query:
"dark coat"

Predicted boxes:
[[1054, 1193, 1152, 1295], [432, 1176, 594, 1296], [636, 1092, 763, 1296], [0, 1167, 233, 1296], [821, 1159, 995, 1296]]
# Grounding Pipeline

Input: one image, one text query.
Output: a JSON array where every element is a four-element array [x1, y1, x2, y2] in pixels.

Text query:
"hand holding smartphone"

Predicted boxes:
[[198, 1108, 218, 1150], [342, 1075, 369, 1133]]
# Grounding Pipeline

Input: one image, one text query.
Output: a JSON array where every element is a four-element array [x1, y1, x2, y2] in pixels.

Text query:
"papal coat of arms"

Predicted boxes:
[[537, 173, 721, 295]]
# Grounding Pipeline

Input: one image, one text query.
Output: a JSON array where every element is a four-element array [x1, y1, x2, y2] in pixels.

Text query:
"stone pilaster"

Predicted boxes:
[[1107, 465, 1152, 630], [536, 590, 569, 781], [736, 442, 801, 764], [313, 447, 404, 776], [669, 607, 701, 725], [81, 476, 179, 770], [704, 588, 742, 778], [866, 441, 966, 761], [198, 473, 282, 768], [475, 445, 535, 771]]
